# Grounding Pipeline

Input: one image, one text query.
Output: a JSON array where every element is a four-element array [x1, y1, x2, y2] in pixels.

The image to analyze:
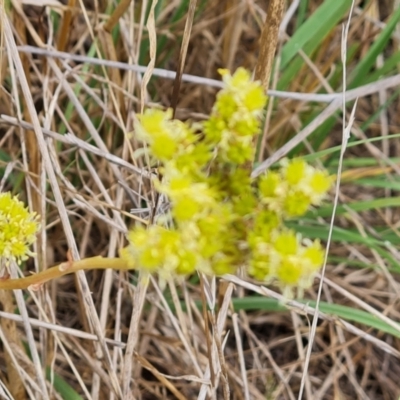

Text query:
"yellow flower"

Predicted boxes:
[[273, 230, 298, 256], [259, 171, 281, 199], [281, 158, 332, 206], [0, 192, 39, 265], [283, 191, 311, 217], [124, 69, 331, 298], [283, 158, 307, 185], [204, 68, 267, 164], [276, 258, 302, 285], [135, 108, 195, 161], [308, 170, 333, 203], [302, 240, 325, 273]]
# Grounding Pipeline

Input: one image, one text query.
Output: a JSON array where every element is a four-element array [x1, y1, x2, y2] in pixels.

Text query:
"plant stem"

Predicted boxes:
[[0, 257, 131, 290]]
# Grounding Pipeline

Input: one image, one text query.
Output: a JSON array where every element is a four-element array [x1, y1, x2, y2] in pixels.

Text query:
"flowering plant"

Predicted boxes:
[[121, 68, 332, 297], [0, 68, 332, 297], [0, 192, 40, 267]]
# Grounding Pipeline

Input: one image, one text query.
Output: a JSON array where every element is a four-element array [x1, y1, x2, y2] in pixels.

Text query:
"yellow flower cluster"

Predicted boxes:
[[0, 192, 39, 266], [259, 158, 331, 217], [122, 68, 332, 296], [204, 68, 267, 164]]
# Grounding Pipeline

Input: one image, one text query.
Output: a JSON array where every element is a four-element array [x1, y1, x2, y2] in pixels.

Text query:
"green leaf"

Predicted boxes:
[[348, 6, 400, 88], [308, 197, 400, 218], [280, 0, 351, 69], [46, 368, 84, 400], [231, 297, 400, 339], [278, 0, 352, 89]]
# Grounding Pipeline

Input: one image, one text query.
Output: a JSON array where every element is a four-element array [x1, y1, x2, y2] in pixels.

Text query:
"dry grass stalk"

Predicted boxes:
[[0, 290, 26, 399], [254, 0, 285, 91], [170, 0, 197, 116]]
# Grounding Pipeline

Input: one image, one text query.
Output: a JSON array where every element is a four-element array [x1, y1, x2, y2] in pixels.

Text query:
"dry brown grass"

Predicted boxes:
[[1, 0, 400, 399]]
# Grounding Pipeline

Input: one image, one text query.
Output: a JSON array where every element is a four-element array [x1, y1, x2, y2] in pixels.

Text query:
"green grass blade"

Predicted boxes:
[[278, 0, 351, 90], [46, 368, 84, 400], [308, 197, 400, 218], [362, 50, 400, 85], [348, 6, 400, 88], [280, 0, 351, 69], [232, 297, 400, 339], [300, 132, 400, 163]]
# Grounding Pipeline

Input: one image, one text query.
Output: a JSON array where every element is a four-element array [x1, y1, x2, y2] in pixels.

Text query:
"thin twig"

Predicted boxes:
[[17, 45, 400, 103], [298, 2, 357, 398]]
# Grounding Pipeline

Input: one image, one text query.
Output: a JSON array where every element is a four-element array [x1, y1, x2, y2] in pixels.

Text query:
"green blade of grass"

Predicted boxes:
[[361, 50, 400, 85], [278, 0, 352, 90], [289, 222, 385, 247], [300, 132, 400, 163], [308, 196, 400, 218], [177, 296, 400, 339], [231, 297, 400, 339], [289, 222, 400, 273], [46, 368, 84, 400], [328, 157, 400, 168], [354, 177, 400, 191], [348, 6, 400, 89], [280, 0, 351, 69], [294, 0, 309, 31]]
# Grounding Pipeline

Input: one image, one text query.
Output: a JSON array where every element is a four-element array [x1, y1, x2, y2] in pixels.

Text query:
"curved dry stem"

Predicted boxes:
[[0, 257, 131, 290]]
